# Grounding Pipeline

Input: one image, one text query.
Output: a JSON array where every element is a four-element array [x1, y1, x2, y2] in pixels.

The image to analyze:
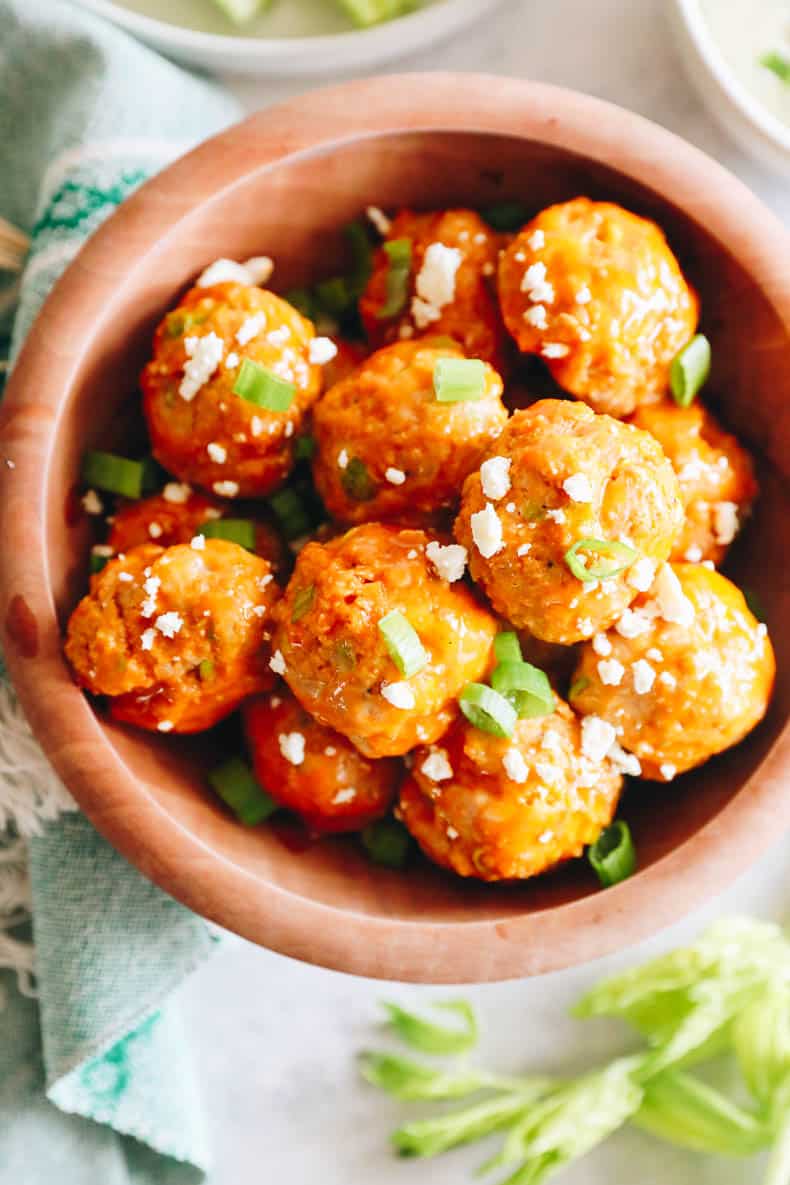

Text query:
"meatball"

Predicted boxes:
[[108, 487, 286, 576], [398, 697, 622, 881], [630, 402, 757, 566], [454, 400, 684, 644], [65, 539, 278, 733], [312, 340, 508, 524], [569, 562, 775, 780], [498, 199, 699, 417], [243, 689, 400, 832], [359, 209, 508, 370], [141, 282, 324, 498], [273, 523, 498, 758]]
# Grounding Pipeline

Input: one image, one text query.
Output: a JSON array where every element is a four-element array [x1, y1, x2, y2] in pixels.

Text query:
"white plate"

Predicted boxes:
[[74, 0, 505, 76], [670, 0, 790, 176]]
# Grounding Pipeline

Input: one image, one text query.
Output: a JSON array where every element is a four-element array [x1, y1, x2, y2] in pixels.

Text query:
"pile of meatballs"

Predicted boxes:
[[65, 198, 776, 883]]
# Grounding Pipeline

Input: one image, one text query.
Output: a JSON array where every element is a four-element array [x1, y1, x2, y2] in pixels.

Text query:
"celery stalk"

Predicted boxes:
[[334, 0, 417, 27]]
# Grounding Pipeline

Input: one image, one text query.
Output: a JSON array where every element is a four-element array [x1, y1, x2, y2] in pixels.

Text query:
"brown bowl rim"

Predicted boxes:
[[2, 73, 790, 983]]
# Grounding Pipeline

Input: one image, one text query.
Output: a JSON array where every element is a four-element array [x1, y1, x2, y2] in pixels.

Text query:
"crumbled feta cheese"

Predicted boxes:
[[538, 830, 554, 845], [470, 502, 504, 558], [646, 647, 663, 662], [597, 658, 625, 686], [366, 205, 392, 235], [250, 416, 264, 437], [502, 748, 529, 784], [527, 229, 545, 251], [546, 508, 566, 524], [278, 731, 305, 766], [480, 456, 511, 500], [425, 540, 467, 582], [337, 449, 349, 470], [541, 728, 562, 754], [332, 788, 356, 805], [381, 681, 415, 709], [412, 242, 462, 328], [398, 323, 414, 340], [516, 542, 532, 557], [660, 763, 677, 781], [155, 611, 183, 639], [140, 575, 161, 618], [243, 256, 274, 286], [308, 336, 338, 366], [421, 748, 453, 782], [658, 671, 677, 689], [190, 534, 206, 550], [82, 489, 103, 515], [615, 608, 652, 638], [385, 467, 406, 485], [627, 557, 656, 593], [524, 303, 548, 330], [213, 480, 239, 497], [269, 649, 286, 675], [542, 343, 570, 359], [180, 332, 224, 401], [562, 473, 593, 503], [607, 742, 641, 777], [235, 312, 267, 346], [757, 623, 768, 639], [196, 258, 255, 287], [148, 521, 163, 539], [324, 746, 336, 757], [581, 715, 617, 762], [267, 325, 291, 347], [446, 826, 459, 840], [576, 285, 592, 304], [157, 720, 174, 733], [225, 351, 240, 369], [162, 482, 191, 504], [653, 563, 694, 626], [521, 261, 555, 304], [140, 628, 155, 651], [684, 544, 703, 563], [118, 572, 133, 583], [592, 632, 612, 657], [713, 501, 739, 546], [207, 441, 227, 464], [632, 659, 656, 695], [91, 544, 114, 558]]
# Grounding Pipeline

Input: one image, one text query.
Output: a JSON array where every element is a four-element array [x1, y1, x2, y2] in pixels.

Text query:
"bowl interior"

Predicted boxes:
[[36, 129, 790, 947]]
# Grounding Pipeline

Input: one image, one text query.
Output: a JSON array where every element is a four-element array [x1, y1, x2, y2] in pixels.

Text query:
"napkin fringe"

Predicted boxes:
[[0, 681, 76, 835]]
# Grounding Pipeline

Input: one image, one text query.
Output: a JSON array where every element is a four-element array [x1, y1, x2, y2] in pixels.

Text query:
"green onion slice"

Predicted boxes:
[[760, 51, 790, 85], [376, 238, 412, 319], [361, 818, 412, 869], [208, 756, 277, 826], [378, 610, 428, 678], [82, 450, 145, 499], [233, 358, 295, 411], [340, 456, 376, 502], [564, 538, 638, 583], [433, 357, 486, 403], [588, 821, 637, 888], [198, 518, 257, 551], [285, 287, 316, 319], [493, 631, 523, 665], [569, 674, 591, 699], [198, 659, 215, 681], [315, 276, 353, 317], [670, 334, 711, 408], [89, 552, 111, 575], [344, 219, 373, 296], [491, 661, 553, 719], [458, 683, 517, 738], [481, 201, 529, 231], [294, 434, 316, 461], [269, 487, 312, 540], [291, 584, 316, 623]]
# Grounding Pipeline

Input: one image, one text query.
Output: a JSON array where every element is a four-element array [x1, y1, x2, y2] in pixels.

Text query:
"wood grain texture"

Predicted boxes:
[[1, 74, 789, 982]]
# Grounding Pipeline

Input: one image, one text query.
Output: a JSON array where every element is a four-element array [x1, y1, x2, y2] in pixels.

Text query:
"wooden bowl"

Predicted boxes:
[[2, 75, 789, 983]]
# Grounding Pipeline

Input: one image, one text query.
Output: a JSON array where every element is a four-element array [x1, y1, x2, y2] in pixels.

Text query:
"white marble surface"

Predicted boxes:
[[179, 3, 790, 1181]]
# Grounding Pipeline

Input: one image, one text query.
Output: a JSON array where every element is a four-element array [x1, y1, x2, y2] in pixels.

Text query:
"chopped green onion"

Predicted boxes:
[[89, 552, 111, 575], [521, 501, 547, 522], [198, 659, 215, 681], [269, 487, 312, 540], [344, 219, 373, 296], [378, 610, 428, 677], [82, 450, 145, 499], [569, 674, 591, 699], [291, 584, 316, 623], [376, 238, 412, 319], [459, 683, 517, 738], [564, 538, 638, 582], [760, 51, 790, 85], [491, 661, 553, 719], [382, 1000, 478, 1055], [285, 287, 316, 318], [233, 358, 295, 411], [670, 334, 711, 408], [481, 201, 529, 231], [198, 518, 257, 551], [361, 819, 411, 868], [340, 456, 376, 502], [493, 631, 522, 665], [433, 357, 486, 403], [743, 586, 767, 623], [588, 821, 637, 888], [294, 434, 316, 461], [208, 756, 277, 826], [165, 308, 209, 338], [334, 639, 357, 671], [315, 276, 353, 317]]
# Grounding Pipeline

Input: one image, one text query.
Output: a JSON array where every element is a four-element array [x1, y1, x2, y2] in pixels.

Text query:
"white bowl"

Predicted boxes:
[[74, 0, 505, 76], [670, 0, 790, 176]]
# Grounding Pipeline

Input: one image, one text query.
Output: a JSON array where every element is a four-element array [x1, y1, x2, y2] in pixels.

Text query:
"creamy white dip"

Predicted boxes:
[[701, 0, 790, 127]]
